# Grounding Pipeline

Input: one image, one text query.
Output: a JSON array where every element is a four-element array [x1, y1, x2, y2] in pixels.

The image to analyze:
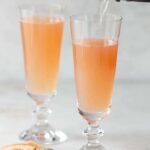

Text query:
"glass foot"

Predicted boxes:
[[80, 144, 107, 150], [19, 125, 67, 146]]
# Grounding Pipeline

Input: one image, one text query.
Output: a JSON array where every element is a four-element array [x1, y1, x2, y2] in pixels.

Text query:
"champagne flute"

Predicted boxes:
[[19, 4, 67, 146], [70, 14, 122, 149]]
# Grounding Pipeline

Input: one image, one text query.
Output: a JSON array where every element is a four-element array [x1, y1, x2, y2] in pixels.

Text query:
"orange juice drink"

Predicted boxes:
[[21, 16, 64, 95], [73, 39, 118, 112]]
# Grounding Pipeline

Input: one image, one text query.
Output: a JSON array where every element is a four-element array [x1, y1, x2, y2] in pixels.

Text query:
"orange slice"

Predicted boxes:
[[0, 141, 43, 150]]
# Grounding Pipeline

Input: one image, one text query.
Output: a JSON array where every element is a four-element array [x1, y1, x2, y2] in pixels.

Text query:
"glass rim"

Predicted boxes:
[[70, 13, 123, 23], [18, 3, 63, 11]]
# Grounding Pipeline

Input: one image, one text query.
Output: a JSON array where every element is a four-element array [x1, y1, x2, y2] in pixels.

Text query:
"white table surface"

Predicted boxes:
[[0, 79, 149, 150]]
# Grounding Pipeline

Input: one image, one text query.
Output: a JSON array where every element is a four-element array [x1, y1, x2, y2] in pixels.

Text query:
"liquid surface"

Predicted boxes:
[[73, 39, 118, 112], [21, 16, 64, 95]]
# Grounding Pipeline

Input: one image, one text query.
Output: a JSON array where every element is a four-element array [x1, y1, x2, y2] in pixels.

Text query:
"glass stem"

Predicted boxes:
[[34, 101, 57, 138], [35, 102, 51, 127], [85, 121, 104, 148]]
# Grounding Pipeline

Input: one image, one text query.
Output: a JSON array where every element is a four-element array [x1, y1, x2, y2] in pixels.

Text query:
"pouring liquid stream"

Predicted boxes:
[[98, 0, 110, 21]]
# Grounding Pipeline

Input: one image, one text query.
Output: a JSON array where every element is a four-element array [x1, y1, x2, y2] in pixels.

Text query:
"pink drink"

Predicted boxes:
[[73, 39, 118, 112], [21, 16, 64, 95]]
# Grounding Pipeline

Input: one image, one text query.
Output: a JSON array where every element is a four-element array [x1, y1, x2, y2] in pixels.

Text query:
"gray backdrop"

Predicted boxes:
[[0, 0, 150, 82]]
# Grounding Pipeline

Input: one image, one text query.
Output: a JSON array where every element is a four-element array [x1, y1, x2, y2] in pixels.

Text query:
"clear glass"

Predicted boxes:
[[70, 14, 122, 150], [19, 4, 67, 146]]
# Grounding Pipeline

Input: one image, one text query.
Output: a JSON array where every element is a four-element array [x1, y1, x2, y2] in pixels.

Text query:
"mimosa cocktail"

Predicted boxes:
[[70, 14, 122, 149], [73, 39, 118, 112], [21, 16, 64, 95], [19, 5, 67, 146]]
